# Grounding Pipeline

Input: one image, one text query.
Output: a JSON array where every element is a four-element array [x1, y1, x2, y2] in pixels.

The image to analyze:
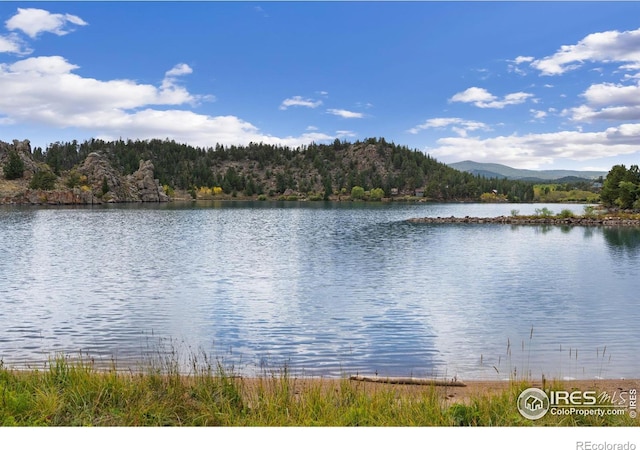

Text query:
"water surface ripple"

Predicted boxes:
[[1, 202, 638, 380]]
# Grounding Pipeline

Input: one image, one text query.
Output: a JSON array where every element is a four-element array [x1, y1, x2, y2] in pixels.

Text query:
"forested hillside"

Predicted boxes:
[[30, 137, 535, 201]]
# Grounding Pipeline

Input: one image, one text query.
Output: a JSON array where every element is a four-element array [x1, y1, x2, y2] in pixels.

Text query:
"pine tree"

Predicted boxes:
[[3, 151, 25, 180]]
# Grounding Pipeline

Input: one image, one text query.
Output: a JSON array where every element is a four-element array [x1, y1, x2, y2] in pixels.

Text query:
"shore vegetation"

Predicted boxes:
[[0, 356, 635, 427]]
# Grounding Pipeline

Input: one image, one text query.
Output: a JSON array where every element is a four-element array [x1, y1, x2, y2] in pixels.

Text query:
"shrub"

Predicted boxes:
[[480, 192, 508, 203], [29, 170, 57, 190], [197, 186, 213, 197], [3, 151, 25, 180], [65, 170, 85, 188], [558, 209, 575, 219], [351, 186, 365, 200], [163, 184, 175, 197], [369, 188, 385, 201], [534, 207, 553, 218], [583, 205, 596, 217]]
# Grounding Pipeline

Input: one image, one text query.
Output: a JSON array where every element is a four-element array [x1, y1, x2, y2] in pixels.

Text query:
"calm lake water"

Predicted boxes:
[[1, 201, 638, 381]]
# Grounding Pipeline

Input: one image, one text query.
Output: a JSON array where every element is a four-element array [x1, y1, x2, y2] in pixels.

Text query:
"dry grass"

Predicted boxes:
[[0, 178, 28, 197], [0, 356, 637, 426]]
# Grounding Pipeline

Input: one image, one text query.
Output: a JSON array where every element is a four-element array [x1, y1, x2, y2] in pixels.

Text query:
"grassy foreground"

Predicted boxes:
[[0, 357, 635, 426]]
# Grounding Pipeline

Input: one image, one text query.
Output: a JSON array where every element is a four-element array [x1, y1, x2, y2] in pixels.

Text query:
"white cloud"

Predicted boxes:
[[509, 56, 535, 75], [408, 117, 490, 136], [449, 87, 533, 109], [0, 33, 30, 55], [0, 56, 199, 119], [159, 63, 205, 104], [0, 55, 337, 149], [621, 63, 640, 72], [530, 27, 640, 76], [8, 55, 79, 74], [279, 96, 322, 110], [327, 108, 364, 119], [336, 130, 356, 138], [582, 81, 640, 107], [473, 68, 490, 79], [165, 63, 193, 78], [355, 101, 374, 109], [427, 125, 640, 169], [567, 104, 640, 122], [514, 56, 534, 65], [530, 109, 547, 120], [450, 87, 495, 104], [564, 80, 640, 122], [95, 109, 334, 148], [5, 8, 87, 38]]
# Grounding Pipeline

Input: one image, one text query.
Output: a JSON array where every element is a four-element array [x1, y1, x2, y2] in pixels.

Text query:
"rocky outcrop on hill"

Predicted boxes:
[[78, 152, 129, 202], [0, 139, 39, 178], [1, 140, 169, 205], [78, 153, 169, 203], [126, 160, 169, 202]]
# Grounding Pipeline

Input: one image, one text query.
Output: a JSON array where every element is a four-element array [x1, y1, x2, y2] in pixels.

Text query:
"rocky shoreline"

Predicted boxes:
[[407, 215, 640, 226]]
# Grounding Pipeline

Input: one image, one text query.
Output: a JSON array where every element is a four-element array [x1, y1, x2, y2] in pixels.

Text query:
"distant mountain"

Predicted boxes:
[[448, 160, 606, 182]]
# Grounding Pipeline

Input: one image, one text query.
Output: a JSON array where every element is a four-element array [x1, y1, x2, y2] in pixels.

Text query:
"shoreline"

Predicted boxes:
[[407, 215, 640, 226], [3, 361, 636, 396], [2, 361, 637, 424], [241, 376, 640, 407]]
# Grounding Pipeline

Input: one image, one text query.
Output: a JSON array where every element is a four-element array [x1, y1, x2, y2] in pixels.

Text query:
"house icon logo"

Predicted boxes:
[[517, 388, 550, 420]]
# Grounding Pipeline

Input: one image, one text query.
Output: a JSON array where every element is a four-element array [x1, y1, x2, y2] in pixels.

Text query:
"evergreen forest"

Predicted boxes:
[[31, 137, 537, 202]]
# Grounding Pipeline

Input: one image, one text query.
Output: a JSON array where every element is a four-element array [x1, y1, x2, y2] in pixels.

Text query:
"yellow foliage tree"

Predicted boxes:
[[197, 187, 213, 197], [480, 192, 507, 202]]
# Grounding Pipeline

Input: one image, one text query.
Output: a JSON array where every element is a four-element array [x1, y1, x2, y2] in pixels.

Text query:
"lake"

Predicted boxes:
[[1, 201, 638, 381]]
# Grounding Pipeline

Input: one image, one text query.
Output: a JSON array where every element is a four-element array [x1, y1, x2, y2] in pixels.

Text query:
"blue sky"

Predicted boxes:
[[2, 2, 640, 171]]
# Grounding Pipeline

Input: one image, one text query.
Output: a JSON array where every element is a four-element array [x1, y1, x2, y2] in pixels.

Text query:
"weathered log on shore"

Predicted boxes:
[[349, 375, 467, 387], [407, 216, 640, 227]]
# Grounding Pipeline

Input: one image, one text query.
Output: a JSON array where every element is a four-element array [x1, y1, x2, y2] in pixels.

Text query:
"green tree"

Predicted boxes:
[[601, 165, 628, 207], [351, 185, 365, 199], [601, 164, 640, 209], [617, 181, 638, 209], [322, 173, 333, 200], [369, 187, 385, 200], [3, 151, 25, 180], [29, 171, 57, 190], [101, 176, 110, 195]]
